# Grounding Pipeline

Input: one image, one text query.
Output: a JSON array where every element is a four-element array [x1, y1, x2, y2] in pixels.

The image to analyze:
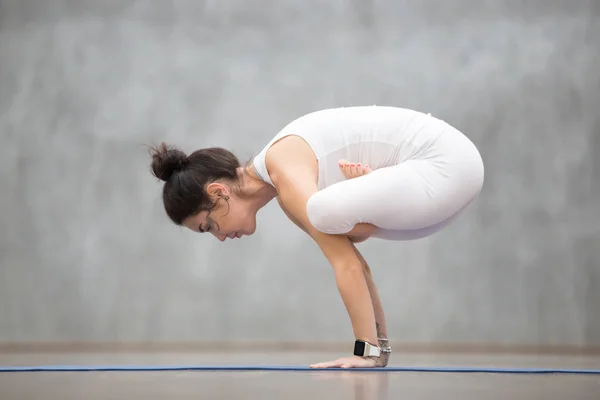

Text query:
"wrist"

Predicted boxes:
[[376, 338, 391, 367], [353, 339, 392, 358], [353, 339, 381, 357], [378, 338, 391, 350]]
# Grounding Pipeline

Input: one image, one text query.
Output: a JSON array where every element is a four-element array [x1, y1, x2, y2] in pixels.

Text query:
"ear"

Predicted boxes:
[[206, 182, 229, 200]]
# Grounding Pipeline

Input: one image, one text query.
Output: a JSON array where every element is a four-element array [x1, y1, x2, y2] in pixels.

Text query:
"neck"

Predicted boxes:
[[238, 165, 278, 211]]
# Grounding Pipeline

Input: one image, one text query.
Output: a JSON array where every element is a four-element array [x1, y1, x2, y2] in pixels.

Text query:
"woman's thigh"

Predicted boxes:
[[306, 146, 484, 238]]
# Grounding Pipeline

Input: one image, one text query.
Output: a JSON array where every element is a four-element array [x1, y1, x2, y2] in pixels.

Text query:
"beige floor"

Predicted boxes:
[[1, 352, 599, 399]]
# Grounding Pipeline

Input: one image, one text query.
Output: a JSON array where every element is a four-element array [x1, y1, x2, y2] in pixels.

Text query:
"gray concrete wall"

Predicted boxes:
[[1, 0, 599, 347]]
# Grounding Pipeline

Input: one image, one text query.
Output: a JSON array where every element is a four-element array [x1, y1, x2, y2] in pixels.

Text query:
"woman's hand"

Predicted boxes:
[[310, 355, 385, 369]]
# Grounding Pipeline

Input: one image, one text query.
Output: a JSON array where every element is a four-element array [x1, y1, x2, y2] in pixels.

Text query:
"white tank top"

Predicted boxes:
[[252, 106, 447, 190]]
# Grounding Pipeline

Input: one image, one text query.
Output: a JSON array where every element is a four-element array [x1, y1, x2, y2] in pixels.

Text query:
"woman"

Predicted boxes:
[[149, 105, 484, 369]]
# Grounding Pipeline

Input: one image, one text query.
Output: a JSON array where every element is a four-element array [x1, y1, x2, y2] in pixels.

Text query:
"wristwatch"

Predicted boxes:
[[353, 340, 381, 357]]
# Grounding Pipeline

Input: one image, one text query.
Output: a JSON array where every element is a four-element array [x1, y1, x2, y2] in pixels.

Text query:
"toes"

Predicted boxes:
[[357, 163, 369, 175], [338, 160, 371, 178], [346, 163, 354, 177], [349, 163, 358, 177], [359, 164, 371, 175], [338, 159, 351, 178]]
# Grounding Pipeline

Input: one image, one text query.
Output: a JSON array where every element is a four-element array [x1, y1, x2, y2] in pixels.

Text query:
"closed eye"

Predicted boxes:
[[199, 222, 215, 233], [199, 212, 219, 234], [199, 223, 209, 233]]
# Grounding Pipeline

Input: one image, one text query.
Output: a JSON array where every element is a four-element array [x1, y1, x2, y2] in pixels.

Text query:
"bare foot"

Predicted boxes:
[[338, 159, 371, 179]]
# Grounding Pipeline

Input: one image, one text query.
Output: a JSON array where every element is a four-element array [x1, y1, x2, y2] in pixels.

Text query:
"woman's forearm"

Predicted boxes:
[[352, 244, 390, 365], [365, 263, 388, 339], [331, 260, 379, 345], [269, 175, 380, 349], [352, 245, 388, 337], [364, 268, 390, 365]]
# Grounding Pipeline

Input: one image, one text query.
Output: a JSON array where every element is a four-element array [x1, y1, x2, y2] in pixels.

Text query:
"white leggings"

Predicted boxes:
[[306, 124, 484, 241]]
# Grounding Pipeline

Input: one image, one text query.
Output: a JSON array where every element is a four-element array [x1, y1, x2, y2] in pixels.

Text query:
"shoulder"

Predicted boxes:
[[261, 135, 320, 232], [264, 134, 318, 190]]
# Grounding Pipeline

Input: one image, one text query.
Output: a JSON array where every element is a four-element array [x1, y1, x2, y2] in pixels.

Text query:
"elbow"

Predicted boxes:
[[332, 260, 364, 276], [330, 260, 367, 291]]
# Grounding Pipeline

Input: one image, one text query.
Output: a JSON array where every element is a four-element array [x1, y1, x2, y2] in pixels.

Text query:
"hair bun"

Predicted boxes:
[[150, 142, 189, 182]]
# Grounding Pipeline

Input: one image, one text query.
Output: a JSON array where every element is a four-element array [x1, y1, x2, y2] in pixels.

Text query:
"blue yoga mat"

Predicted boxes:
[[1, 365, 599, 374]]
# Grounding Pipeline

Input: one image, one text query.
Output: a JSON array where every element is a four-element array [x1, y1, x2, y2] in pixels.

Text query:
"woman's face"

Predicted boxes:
[[182, 183, 257, 241]]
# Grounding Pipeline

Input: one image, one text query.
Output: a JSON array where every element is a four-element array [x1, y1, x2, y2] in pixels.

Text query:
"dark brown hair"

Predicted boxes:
[[149, 142, 241, 225]]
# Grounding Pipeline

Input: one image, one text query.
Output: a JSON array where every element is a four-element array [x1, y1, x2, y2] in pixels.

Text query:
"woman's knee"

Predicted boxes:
[[306, 190, 355, 235]]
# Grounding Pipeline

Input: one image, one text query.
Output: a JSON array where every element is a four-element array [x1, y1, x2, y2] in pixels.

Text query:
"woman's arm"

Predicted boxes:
[[274, 171, 379, 346], [264, 136, 381, 367], [351, 245, 388, 338], [351, 244, 390, 366], [277, 195, 391, 366]]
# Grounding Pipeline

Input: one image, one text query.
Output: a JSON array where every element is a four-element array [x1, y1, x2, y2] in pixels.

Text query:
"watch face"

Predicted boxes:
[[353, 340, 366, 356]]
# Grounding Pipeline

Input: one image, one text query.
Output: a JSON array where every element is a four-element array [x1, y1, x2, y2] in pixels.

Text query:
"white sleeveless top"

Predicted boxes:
[[252, 106, 447, 190]]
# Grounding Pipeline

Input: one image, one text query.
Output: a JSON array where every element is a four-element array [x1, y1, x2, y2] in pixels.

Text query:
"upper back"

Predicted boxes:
[[253, 105, 436, 188]]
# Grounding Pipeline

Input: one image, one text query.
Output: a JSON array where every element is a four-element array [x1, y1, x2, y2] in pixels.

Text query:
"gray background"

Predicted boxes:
[[1, 0, 599, 348]]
